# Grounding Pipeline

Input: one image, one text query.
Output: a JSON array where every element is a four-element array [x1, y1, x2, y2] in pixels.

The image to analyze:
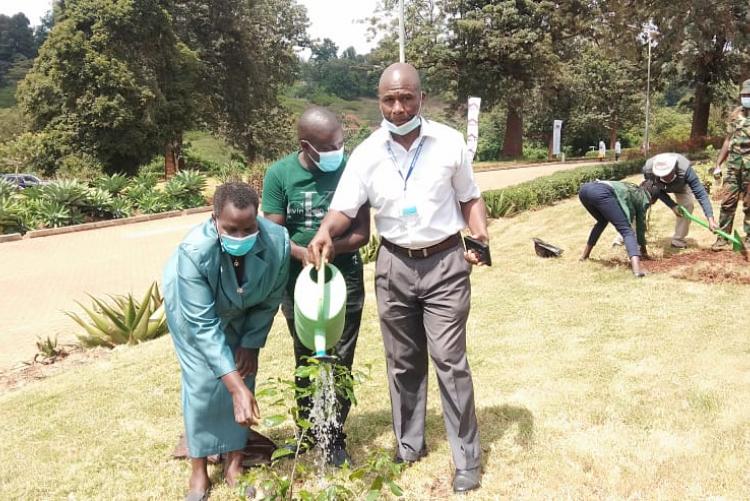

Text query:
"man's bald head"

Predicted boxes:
[[378, 63, 422, 96], [297, 107, 344, 169], [298, 107, 342, 145]]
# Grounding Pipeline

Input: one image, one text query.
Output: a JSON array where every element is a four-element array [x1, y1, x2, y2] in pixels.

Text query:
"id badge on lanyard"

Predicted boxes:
[[388, 138, 425, 229]]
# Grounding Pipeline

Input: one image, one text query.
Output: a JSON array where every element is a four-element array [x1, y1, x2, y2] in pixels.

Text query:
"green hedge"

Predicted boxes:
[[483, 159, 645, 218]]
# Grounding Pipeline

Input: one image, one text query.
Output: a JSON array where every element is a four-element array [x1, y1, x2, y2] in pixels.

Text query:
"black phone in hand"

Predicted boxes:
[[463, 235, 492, 266]]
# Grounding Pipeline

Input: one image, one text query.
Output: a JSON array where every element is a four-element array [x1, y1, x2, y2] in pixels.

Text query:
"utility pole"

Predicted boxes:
[[398, 0, 405, 63]]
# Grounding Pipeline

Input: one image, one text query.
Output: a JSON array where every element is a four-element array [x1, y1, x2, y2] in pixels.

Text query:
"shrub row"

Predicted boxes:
[[482, 159, 646, 218], [0, 170, 207, 234]]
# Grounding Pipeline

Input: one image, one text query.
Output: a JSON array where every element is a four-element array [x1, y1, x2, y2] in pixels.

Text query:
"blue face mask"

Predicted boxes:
[[304, 141, 344, 172], [382, 101, 423, 136], [220, 231, 259, 256], [742, 97, 750, 109]]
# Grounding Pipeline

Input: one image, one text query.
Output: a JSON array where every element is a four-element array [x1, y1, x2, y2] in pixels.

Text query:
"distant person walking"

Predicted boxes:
[[598, 140, 606, 162], [614, 140, 622, 161]]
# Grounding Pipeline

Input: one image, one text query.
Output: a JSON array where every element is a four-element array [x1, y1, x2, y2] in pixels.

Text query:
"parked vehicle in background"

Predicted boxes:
[[1, 173, 48, 189]]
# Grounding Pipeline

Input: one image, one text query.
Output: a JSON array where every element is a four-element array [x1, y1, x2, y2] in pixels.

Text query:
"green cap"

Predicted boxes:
[[742, 79, 750, 95]]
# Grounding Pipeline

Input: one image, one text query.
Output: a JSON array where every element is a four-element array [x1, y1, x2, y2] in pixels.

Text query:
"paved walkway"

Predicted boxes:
[[0, 213, 208, 370], [473, 160, 600, 192], [0, 160, 600, 370]]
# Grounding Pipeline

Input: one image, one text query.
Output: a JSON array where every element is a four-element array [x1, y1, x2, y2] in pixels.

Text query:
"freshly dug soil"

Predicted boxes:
[[642, 249, 750, 285]]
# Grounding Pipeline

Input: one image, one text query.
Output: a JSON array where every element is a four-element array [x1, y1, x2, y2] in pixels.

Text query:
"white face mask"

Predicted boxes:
[[741, 97, 750, 109], [381, 100, 423, 136]]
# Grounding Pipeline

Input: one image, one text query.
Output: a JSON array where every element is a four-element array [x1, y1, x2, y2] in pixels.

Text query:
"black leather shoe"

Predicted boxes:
[[452, 467, 481, 493]]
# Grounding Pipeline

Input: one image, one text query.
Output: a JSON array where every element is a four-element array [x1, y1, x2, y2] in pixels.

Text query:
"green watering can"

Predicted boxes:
[[293, 261, 347, 359]]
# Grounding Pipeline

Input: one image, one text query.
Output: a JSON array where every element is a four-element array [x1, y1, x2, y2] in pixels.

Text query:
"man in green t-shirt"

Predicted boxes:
[[262, 107, 369, 467]]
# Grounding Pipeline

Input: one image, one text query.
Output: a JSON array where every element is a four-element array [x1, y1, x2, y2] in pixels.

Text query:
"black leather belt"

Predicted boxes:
[[381, 233, 462, 259]]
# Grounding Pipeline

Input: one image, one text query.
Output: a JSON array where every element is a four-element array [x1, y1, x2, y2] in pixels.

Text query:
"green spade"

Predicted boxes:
[[678, 205, 744, 253]]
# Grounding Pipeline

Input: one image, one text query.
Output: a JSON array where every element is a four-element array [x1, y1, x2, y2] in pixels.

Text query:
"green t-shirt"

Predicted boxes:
[[261, 152, 361, 291]]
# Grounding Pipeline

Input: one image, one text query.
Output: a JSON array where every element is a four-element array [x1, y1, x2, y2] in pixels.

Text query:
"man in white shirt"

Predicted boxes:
[[308, 63, 488, 493]]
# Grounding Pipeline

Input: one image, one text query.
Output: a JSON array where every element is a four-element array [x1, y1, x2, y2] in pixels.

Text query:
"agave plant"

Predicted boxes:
[[164, 169, 207, 208], [83, 187, 115, 219], [0, 178, 17, 202], [66, 281, 168, 348], [34, 199, 84, 228], [93, 173, 130, 195], [40, 179, 89, 209], [109, 197, 132, 219], [132, 172, 158, 190], [0, 197, 26, 234], [133, 189, 170, 214]]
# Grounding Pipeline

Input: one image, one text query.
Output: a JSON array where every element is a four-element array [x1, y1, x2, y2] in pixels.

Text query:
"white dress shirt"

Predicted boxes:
[[330, 118, 481, 248]]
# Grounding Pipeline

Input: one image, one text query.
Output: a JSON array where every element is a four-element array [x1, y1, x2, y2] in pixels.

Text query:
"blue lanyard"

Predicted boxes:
[[387, 137, 426, 191]]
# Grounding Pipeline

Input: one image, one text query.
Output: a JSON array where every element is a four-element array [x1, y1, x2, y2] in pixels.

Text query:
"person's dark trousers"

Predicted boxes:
[[283, 266, 364, 445], [579, 181, 641, 257]]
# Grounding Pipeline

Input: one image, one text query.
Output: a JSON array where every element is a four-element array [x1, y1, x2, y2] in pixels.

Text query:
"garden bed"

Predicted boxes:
[[603, 249, 750, 285]]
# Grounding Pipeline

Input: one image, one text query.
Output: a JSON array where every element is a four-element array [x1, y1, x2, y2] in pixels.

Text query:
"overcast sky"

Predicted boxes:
[[1, 0, 383, 55]]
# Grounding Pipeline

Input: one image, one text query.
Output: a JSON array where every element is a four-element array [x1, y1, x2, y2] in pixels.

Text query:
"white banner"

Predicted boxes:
[[466, 97, 481, 162], [552, 119, 563, 155]]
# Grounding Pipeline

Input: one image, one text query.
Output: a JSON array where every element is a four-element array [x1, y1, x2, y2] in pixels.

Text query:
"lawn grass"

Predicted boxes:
[[184, 130, 243, 166], [2, 185, 750, 499], [0, 84, 16, 108]]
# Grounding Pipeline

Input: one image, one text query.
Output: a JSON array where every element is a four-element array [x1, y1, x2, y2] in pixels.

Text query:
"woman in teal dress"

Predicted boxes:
[[164, 183, 290, 500]]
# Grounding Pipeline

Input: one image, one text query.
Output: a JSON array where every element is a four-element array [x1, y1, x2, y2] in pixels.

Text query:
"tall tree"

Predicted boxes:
[[311, 38, 339, 61], [0, 13, 36, 84], [442, 0, 559, 157], [17, 0, 198, 175], [648, 0, 750, 139], [170, 0, 308, 162]]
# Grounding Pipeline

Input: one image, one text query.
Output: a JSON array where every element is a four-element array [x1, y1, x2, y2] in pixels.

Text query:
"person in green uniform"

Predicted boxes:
[[711, 79, 750, 250], [164, 183, 290, 500], [262, 107, 369, 467], [578, 179, 661, 277]]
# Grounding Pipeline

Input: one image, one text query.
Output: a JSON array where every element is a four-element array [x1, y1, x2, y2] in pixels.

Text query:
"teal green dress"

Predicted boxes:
[[163, 217, 290, 457]]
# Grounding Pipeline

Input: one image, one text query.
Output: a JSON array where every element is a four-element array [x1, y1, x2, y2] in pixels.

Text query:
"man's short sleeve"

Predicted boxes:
[[452, 136, 481, 202], [261, 163, 286, 215], [329, 149, 368, 218]]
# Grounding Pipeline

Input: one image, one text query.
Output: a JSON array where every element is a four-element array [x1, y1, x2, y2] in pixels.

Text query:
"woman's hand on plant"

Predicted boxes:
[[231, 386, 260, 426], [222, 371, 260, 426], [235, 347, 258, 379]]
